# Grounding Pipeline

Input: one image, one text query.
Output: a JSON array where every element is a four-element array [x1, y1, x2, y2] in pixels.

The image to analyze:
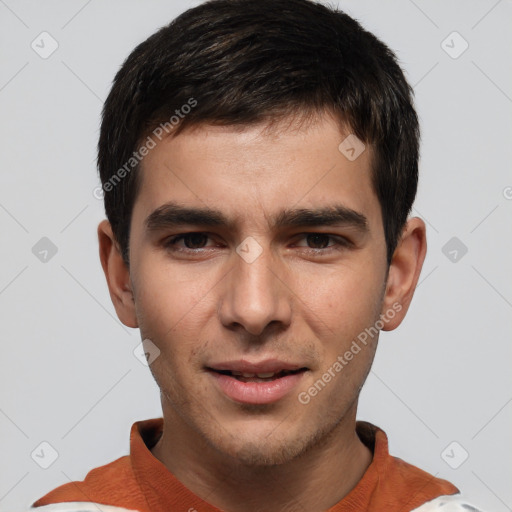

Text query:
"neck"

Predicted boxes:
[[151, 402, 373, 512]]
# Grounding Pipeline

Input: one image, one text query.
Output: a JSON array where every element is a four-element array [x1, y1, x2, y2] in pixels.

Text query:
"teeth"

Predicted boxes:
[[230, 371, 278, 378]]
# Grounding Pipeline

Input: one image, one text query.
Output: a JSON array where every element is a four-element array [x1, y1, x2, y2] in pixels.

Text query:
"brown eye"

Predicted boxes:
[[164, 232, 213, 251], [305, 234, 331, 249], [182, 233, 209, 249], [293, 233, 352, 254]]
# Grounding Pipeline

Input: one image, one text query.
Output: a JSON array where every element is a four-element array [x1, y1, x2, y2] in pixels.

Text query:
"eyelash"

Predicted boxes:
[[163, 232, 352, 255]]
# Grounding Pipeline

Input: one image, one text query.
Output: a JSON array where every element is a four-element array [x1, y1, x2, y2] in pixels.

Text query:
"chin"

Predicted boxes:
[[225, 439, 307, 467], [207, 421, 318, 467]]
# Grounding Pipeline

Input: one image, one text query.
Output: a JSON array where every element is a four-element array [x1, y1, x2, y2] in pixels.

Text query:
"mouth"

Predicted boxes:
[[206, 363, 308, 405], [209, 368, 307, 382]]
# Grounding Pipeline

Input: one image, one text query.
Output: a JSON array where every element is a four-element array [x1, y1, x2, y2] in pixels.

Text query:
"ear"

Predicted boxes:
[[380, 217, 427, 331], [98, 220, 138, 328]]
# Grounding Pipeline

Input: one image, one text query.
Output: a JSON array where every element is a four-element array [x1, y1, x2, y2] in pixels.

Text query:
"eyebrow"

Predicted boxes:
[[145, 201, 368, 233]]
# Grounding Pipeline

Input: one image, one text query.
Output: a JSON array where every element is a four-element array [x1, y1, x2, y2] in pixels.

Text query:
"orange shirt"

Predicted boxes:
[[32, 418, 459, 512]]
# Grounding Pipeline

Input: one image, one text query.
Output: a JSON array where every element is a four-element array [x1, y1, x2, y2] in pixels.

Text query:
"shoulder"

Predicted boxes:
[[355, 422, 461, 510], [25, 504, 139, 512], [30, 455, 146, 510], [411, 493, 486, 511]]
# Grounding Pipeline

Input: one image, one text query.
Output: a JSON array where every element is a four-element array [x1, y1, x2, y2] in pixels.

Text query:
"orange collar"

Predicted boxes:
[[33, 418, 459, 512]]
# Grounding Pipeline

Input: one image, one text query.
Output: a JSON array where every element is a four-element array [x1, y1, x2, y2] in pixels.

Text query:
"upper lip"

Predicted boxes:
[[207, 359, 307, 373]]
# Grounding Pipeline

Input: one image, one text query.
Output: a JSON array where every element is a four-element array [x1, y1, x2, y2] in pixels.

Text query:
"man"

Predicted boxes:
[[30, 0, 484, 510]]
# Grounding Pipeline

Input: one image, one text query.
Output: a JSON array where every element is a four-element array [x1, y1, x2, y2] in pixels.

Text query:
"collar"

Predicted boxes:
[[129, 418, 458, 511]]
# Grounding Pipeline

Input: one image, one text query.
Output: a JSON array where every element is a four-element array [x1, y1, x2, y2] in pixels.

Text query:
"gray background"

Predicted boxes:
[[1, 0, 511, 511]]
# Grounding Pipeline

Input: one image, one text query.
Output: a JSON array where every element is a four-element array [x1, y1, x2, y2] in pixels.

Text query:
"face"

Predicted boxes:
[[102, 113, 421, 467]]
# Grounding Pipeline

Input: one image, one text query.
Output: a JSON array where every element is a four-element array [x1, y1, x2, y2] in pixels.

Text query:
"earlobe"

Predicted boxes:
[[380, 217, 427, 331], [97, 220, 139, 328]]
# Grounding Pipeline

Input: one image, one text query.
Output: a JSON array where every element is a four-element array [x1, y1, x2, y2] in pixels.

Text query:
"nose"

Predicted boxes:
[[219, 244, 292, 337]]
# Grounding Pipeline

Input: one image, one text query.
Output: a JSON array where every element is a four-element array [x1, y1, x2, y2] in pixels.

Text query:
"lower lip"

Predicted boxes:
[[208, 370, 306, 404]]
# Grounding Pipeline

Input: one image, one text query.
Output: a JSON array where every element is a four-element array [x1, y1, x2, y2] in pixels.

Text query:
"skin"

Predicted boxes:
[[98, 112, 426, 512]]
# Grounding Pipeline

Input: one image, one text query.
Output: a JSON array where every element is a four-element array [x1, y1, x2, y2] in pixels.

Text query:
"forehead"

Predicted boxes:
[[132, 113, 381, 231]]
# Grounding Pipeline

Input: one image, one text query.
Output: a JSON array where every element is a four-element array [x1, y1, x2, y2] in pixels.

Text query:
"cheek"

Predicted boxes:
[[294, 259, 384, 337], [133, 257, 215, 335]]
